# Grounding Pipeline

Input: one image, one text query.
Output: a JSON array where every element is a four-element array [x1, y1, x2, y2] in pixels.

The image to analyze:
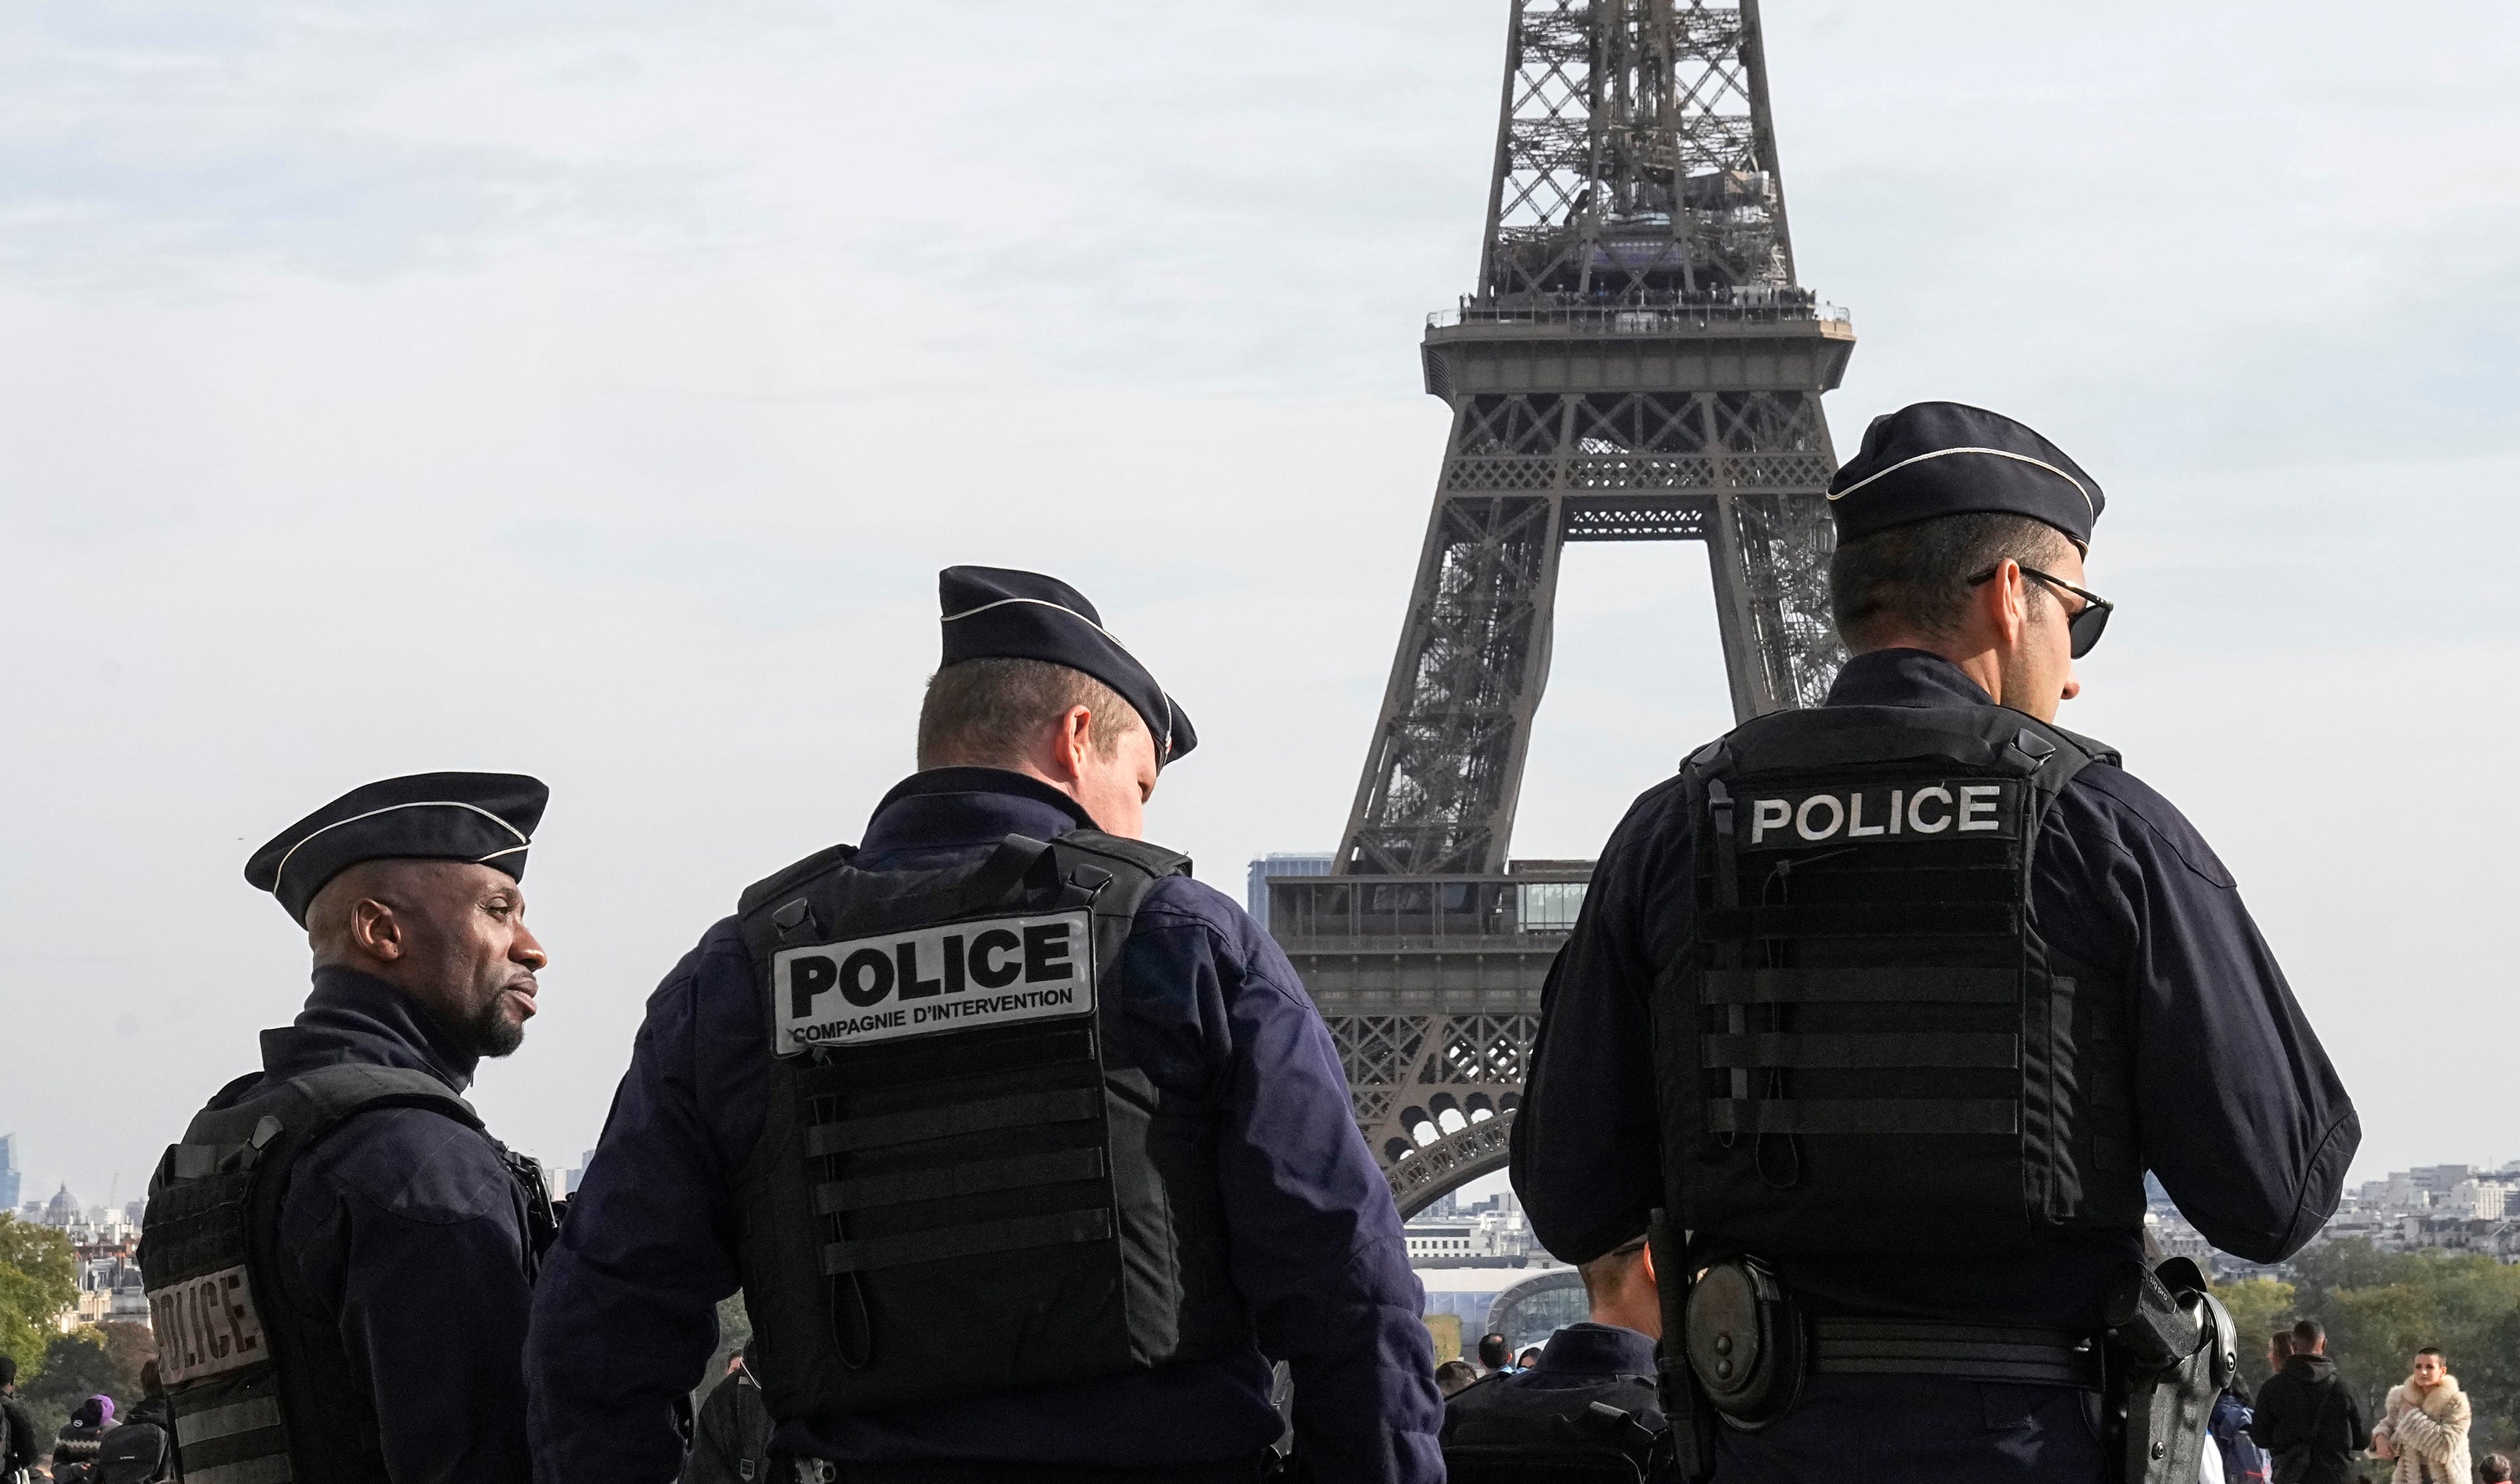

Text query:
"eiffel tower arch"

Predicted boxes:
[[1262, 0, 1855, 1218]]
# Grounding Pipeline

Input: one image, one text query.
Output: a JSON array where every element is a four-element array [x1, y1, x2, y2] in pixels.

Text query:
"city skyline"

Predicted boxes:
[[2, 0, 2514, 1196]]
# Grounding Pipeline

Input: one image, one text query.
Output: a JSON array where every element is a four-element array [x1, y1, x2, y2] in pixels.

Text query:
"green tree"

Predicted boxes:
[[21, 1326, 121, 1447], [0, 1214, 77, 1382], [2215, 1276, 2298, 1395]]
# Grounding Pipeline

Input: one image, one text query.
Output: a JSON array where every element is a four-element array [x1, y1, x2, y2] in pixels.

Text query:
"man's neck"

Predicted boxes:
[[1862, 638, 2005, 706]]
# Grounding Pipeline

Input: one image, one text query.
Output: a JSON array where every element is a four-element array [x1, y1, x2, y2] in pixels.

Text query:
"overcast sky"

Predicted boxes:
[[3, 0, 2514, 1216]]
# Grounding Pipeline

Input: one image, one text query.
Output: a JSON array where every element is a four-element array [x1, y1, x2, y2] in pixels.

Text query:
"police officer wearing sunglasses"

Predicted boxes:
[[1512, 402, 2358, 1483]]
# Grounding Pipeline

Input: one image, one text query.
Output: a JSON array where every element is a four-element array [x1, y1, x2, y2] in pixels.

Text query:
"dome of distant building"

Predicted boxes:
[[44, 1183, 79, 1226]]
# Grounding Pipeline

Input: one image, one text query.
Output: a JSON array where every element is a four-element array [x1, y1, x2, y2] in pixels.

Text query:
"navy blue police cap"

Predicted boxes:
[[245, 772, 550, 924], [938, 566, 1196, 765], [1826, 401, 2104, 547]]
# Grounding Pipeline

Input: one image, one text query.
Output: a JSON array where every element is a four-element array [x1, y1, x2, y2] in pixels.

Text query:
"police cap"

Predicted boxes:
[[245, 771, 549, 924], [1827, 401, 2104, 547], [938, 566, 1196, 765]]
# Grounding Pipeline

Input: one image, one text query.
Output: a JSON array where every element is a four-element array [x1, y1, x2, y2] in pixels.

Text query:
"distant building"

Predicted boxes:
[[1246, 854, 1333, 924], [0, 1133, 19, 1214], [2447, 1180, 2507, 1220], [564, 1149, 598, 1196], [43, 1184, 79, 1228]]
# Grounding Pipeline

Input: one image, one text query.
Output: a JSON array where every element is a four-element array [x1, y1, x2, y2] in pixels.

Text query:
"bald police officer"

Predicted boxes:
[[139, 773, 560, 1484], [527, 567, 1443, 1484], [1513, 403, 2358, 1483]]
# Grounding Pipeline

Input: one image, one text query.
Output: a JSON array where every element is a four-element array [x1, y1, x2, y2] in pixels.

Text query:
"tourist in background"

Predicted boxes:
[[50, 1395, 114, 1481], [1434, 1362, 1480, 1398], [2372, 1347, 2469, 1484], [1474, 1334, 1512, 1376], [2475, 1453, 2510, 1484], [0, 1356, 35, 1484], [2252, 1320, 2366, 1484]]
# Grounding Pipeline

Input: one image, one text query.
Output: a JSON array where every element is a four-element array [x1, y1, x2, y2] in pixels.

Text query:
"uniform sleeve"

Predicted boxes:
[[1512, 779, 1691, 1264], [2059, 768, 2360, 1262], [1137, 901, 1445, 1484], [526, 929, 758, 1484], [285, 1109, 537, 1484]]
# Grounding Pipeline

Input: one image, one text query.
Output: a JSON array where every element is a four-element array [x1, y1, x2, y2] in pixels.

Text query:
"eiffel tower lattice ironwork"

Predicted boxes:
[[1264, 0, 1856, 1216]]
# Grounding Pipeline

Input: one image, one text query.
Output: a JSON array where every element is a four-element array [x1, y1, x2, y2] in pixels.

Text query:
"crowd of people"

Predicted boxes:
[[0, 1355, 177, 1483]]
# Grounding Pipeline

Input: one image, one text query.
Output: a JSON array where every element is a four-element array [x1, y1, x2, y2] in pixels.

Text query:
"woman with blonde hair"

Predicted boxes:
[[2372, 1347, 2472, 1484]]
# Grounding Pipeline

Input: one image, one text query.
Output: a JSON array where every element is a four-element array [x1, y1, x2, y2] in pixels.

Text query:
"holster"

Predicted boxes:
[[2103, 1258, 2235, 1484]]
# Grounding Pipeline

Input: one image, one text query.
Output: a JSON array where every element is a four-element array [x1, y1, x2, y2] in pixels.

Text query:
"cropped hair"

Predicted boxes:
[[2291, 1318, 2325, 1350], [916, 658, 1137, 770], [1828, 511, 2073, 654], [1577, 1234, 1649, 1308]]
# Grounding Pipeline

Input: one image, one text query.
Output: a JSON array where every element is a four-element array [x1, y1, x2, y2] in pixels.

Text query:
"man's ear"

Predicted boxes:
[[1639, 1240, 1657, 1289], [348, 897, 405, 962]]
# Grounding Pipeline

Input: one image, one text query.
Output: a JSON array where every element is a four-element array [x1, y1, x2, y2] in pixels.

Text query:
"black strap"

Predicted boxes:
[[1699, 966, 2019, 1005], [1702, 1033, 2019, 1070], [821, 1209, 1113, 1275], [1706, 1098, 2019, 1134], [1810, 1319, 2101, 1389], [1701, 903, 2017, 940], [813, 1148, 1106, 1214], [804, 1089, 1098, 1157]]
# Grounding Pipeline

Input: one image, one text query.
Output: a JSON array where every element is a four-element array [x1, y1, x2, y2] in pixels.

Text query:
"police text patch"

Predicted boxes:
[[1739, 780, 2021, 850], [150, 1264, 270, 1384], [774, 910, 1094, 1055]]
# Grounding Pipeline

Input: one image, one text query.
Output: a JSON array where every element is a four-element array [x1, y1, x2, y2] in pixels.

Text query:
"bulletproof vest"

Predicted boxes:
[[138, 1062, 556, 1484], [1442, 1370, 1669, 1484], [1655, 703, 2145, 1262], [732, 828, 1251, 1419]]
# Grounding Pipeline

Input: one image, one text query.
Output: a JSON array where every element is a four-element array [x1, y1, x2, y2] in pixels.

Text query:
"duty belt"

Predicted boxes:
[[1810, 1318, 2103, 1391]]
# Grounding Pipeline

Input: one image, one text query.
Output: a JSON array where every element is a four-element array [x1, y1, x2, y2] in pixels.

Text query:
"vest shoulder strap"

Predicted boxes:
[[738, 842, 859, 920], [1046, 829, 1191, 884]]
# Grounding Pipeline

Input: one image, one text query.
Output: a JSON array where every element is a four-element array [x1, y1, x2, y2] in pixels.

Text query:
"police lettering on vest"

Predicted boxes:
[[1740, 782, 2018, 847], [773, 911, 1094, 1054]]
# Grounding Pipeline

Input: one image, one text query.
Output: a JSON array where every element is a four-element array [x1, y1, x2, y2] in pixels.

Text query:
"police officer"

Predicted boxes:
[[526, 567, 1443, 1484], [1440, 1233, 1669, 1483], [138, 773, 559, 1484], [1512, 403, 2359, 1483]]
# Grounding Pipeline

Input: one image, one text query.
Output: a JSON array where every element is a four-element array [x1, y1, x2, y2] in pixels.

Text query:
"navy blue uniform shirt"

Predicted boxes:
[[1512, 649, 2359, 1326], [252, 968, 541, 1484], [526, 768, 1444, 1483]]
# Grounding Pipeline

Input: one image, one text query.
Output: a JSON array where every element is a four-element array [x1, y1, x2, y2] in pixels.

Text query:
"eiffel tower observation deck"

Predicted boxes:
[[1263, 0, 1855, 1216]]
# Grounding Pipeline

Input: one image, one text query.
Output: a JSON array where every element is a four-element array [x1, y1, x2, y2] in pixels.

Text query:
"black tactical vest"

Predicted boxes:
[[731, 828, 1251, 1419], [1654, 703, 2145, 1262], [138, 1062, 555, 1484]]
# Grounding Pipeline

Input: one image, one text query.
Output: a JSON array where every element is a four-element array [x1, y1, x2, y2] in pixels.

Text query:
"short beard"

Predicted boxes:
[[468, 991, 527, 1059]]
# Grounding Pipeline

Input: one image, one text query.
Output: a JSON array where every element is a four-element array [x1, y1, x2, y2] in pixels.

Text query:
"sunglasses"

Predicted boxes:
[[1968, 564, 2113, 658]]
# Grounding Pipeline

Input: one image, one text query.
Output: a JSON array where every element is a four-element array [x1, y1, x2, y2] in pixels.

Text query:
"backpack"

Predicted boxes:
[[91, 1423, 174, 1484]]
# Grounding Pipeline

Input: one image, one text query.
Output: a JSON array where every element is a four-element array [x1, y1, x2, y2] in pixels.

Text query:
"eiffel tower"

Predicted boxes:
[[1262, 0, 1855, 1216]]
